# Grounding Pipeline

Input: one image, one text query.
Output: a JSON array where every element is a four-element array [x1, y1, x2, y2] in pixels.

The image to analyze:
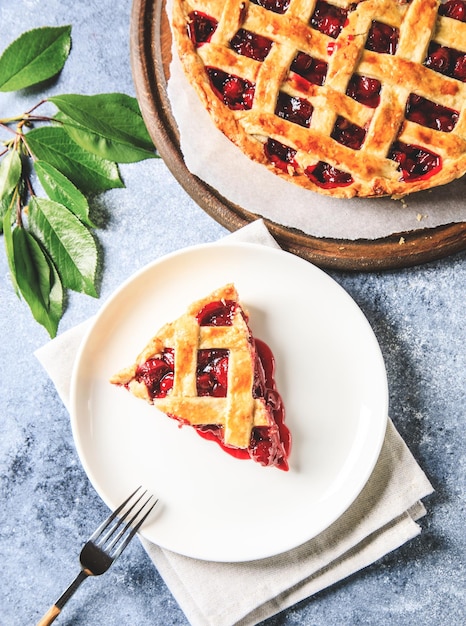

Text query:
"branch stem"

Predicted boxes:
[[0, 99, 51, 127]]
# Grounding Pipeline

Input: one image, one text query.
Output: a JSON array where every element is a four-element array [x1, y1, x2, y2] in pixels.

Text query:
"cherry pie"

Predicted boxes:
[[110, 284, 291, 470], [172, 0, 466, 197]]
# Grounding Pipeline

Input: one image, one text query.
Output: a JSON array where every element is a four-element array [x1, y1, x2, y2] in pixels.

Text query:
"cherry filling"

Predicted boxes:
[[405, 94, 459, 132], [365, 21, 399, 55], [207, 68, 255, 110], [187, 11, 218, 47], [346, 74, 381, 108], [275, 92, 313, 127], [250, 0, 290, 14], [135, 300, 290, 470], [388, 141, 442, 182], [197, 349, 229, 397], [425, 42, 466, 82], [250, 339, 290, 469], [331, 116, 366, 149], [197, 339, 291, 471], [196, 301, 290, 469], [230, 29, 273, 61], [305, 162, 353, 188], [438, 0, 466, 21], [310, 1, 348, 38], [196, 301, 234, 397], [136, 348, 175, 398], [197, 299, 236, 326], [290, 52, 328, 86], [264, 138, 298, 172]]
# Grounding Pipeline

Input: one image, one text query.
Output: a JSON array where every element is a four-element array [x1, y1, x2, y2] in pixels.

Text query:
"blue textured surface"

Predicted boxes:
[[0, 1, 465, 624]]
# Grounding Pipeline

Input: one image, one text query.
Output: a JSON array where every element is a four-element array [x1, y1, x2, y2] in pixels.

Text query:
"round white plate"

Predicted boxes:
[[70, 242, 388, 562]]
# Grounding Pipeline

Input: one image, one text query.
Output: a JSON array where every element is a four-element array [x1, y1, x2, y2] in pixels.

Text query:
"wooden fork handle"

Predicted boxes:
[[36, 604, 61, 625], [36, 570, 88, 625]]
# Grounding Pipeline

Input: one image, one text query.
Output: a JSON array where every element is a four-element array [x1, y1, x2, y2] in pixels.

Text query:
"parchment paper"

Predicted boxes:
[[166, 3, 466, 240]]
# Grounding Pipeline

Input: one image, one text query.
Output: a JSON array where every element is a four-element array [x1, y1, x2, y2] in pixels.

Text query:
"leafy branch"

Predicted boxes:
[[0, 25, 157, 337]]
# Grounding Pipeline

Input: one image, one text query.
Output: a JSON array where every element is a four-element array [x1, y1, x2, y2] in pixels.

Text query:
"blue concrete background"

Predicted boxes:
[[0, 1, 465, 624]]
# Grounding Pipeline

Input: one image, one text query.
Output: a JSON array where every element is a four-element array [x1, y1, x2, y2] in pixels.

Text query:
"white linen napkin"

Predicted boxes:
[[35, 220, 434, 626]]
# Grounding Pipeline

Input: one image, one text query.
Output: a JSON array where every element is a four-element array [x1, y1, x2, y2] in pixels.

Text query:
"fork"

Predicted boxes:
[[36, 486, 157, 626]]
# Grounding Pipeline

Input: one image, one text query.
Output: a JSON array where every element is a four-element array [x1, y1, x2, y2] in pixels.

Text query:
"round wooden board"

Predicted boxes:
[[130, 0, 466, 271]]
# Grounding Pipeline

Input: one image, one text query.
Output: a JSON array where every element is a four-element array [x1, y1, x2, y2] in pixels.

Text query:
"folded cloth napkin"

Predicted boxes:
[[36, 220, 434, 626]]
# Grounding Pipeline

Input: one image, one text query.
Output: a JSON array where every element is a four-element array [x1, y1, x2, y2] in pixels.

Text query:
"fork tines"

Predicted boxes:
[[91, 487, 157, 559]]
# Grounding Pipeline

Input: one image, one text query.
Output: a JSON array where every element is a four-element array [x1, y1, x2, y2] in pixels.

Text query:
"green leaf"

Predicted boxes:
[[0, 149, 21, 195], [34, 160, 96, 227], [50, 93, 156, 163], [0, 25, 71, 92], [0, 150, 22, 233], [46, 275, 63, 336], [11, 226, 63, 337], [28, 196, 99, 297], [3, 206, 20, 296], [38, 244, 64, 337], [25, 125, 124, 194], [0, 182, 16, 230]]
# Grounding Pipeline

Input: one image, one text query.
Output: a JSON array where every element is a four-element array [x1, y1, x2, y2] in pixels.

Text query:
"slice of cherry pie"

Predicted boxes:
[[172, 0, 466, 197], [110, 284, 291, 470]]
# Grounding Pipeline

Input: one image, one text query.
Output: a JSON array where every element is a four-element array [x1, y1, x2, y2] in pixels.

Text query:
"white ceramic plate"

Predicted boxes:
[[70, 242, 388, 562]]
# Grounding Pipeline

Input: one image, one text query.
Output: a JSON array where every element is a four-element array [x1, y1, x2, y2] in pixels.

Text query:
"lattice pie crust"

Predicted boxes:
[[110, 284, 290, 468], [172, 0, 466, 198]]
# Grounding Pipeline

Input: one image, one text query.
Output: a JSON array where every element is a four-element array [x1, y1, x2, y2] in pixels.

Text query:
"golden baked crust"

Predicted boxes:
[[110, 284, 274, 449], [172, 0, 466, 198]]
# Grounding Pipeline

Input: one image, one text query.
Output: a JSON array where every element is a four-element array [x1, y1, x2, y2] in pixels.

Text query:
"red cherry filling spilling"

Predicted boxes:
[[305, 161, 353, 188], [331, 116, 366, 150], [275, 92, 313, 127], [136, 348, 175, 398], [230, 29, 273, 61], [264, 138, 298, 172], [135, 298, 290, 470], [196, 339, 291, 471], [290, 52, 328, 86], [310, 1, 349, 38], [346, 74, 381, 108], [187, 11, 218, 47], [439, 0, 466, 21], [388, 142, 442, 182], [365, 21, 399, 55], [405, 94, 459, 132], [249, 339, 290, 469], [425, 42, 466, 82], [250, 0, 290, 14], [207, 68, 255, 110]]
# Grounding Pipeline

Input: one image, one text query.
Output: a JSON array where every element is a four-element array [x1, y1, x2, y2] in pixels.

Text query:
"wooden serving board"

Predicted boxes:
[[130, 0, 466, 271]]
